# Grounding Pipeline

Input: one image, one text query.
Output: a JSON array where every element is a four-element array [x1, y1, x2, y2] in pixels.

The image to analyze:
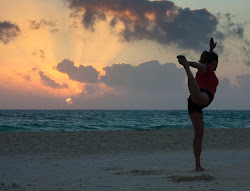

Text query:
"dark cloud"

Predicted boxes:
[[215, 13, 245, 39], [101, 60, 185, 92], [65, 0, 219, 50], [214, 13, 250, 55], [242, 40, 250, 66], [30, 19, 58, 31], [84, 84, 100, 94], [56, 59, 100, 83], [71, 60, 188, 109], [72, 91, 187, 110], [56, 59, 185, 93], [16, 73, 31, 82], [50, 28, 59, 33], [0, 21, 21, 44], [32, 49, 45, 59], [78, 74, 249, 110], [39, 71, 69, 89], [54, 57, 250, 109]]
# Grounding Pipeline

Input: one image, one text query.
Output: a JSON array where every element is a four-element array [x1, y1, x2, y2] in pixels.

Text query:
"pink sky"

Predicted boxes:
[[0, 0, 250, 109]]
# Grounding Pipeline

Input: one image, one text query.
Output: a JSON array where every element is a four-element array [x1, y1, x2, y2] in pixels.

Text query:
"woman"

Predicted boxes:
[[177, 38, 219, 171]]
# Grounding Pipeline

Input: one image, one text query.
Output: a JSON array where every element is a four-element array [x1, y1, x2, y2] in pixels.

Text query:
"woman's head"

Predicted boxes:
[[199, 51, 218, 71]]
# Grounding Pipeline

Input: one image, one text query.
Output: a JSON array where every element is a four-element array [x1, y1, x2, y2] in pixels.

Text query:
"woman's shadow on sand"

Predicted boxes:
[[111, 169, 216, 182]]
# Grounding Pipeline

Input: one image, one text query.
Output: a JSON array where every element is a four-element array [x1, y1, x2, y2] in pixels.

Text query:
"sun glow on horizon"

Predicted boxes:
[[66, 98, 73, 104]]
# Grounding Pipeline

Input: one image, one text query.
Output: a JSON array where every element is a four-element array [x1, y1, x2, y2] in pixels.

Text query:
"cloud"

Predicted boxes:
[[84, 84, 100, 94], [65, 0, 220, 51], [241, 39, 250, 66], [70, 73, 250, 110], [39, 71, 69, 89], [55, 58, 188, 108], [54, 57, 250, 109], [50, 28, 59, 33], [216, 13, 245, 39], [16, 73, 31, 82], [212, 13, 250, 60], [32, 49, 46, 59], [101, 60, 186, 92], [30, 19, 58, 31], [56, 59, 100, 83], [0, 21, 21, 44], [65, 0, 250, 59], [56, 59, 186, 93], [72, 91, 188, 110]]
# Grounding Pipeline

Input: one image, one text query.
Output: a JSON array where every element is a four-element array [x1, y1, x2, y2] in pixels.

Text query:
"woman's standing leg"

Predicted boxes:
[[184, 63, 206, 170], [189, 112, 204, 171]]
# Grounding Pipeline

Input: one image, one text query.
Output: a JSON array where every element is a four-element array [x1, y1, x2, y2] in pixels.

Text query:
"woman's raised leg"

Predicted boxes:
[[177, 56, 209, 106], [183, 64, 209, 106]]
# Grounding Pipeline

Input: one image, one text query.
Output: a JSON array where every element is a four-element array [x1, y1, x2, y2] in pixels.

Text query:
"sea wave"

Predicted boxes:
[[0, 110, 249, 132]]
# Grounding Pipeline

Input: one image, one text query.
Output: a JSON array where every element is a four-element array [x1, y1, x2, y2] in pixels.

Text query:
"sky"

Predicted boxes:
[[0, 0, 250, 110]]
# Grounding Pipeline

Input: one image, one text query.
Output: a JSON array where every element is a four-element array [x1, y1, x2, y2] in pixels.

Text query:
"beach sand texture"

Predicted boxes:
[[0, 128, 249, 190]]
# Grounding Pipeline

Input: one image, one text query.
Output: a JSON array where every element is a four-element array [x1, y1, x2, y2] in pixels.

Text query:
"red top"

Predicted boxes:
[[195, 64, 219, 98]]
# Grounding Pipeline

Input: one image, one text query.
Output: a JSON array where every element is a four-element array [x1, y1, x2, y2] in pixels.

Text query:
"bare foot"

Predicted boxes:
[[195, 166, 205, 171]]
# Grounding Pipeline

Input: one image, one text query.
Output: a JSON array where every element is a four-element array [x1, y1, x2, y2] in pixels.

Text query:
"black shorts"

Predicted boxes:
[[188, 88, 213, 114]]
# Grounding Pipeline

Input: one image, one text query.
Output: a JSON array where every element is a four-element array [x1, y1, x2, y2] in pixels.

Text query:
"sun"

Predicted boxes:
[[66, 98, 73, 104]]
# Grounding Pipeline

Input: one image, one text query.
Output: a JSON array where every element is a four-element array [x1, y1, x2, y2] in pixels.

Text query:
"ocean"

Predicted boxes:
[[0, 110, 249, 132]]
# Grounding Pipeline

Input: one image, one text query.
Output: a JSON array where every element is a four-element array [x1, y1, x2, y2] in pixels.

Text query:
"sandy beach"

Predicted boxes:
[[0, 128, 249, 191]]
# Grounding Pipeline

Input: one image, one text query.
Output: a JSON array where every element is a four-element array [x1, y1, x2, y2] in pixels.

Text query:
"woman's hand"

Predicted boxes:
[[210, 37, 217, 52], [177, 55, 189, 67]]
